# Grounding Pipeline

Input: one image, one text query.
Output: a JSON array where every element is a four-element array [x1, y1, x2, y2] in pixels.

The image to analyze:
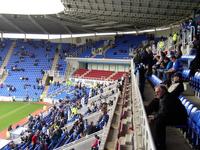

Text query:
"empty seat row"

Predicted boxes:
[[190, 72, 200, 93], [179, 96, 200, 149]]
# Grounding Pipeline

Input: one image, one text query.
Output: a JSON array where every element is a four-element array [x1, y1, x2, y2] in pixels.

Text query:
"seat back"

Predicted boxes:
[[181, 99, 187, 105], [191, 110, 200, 123], [187, 104, 194, 116], [184, 101, 191, 109]]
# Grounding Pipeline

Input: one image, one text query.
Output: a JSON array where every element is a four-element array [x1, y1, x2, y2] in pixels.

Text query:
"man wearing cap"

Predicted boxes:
[[168, 72, 184, 98]]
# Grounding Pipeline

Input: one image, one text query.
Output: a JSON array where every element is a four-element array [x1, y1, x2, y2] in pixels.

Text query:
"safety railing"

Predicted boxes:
[[182, 26, 196, 47], [131, 60, 156, 150]]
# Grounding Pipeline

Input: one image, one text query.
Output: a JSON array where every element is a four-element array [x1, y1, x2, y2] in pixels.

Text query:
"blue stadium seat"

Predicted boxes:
[[182, 69, 190, 81], [187, 104, 195, 116], [184, 101, 191, 109], [181, 99, 188, 105]]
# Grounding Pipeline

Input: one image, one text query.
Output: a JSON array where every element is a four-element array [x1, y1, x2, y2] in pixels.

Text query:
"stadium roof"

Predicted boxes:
[[0, 0, 199, 34]]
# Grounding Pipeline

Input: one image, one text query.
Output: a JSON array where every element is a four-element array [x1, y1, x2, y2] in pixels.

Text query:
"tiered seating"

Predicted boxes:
[[58, 131, 103, 150], [84, 70, 113, 80], [73, 68, 88, 77], [73, 69, 127, 81], [0, 40, 57, 100], [190, 71, 200, 93], [1, 66, 120, 150], [178, 96, 200, 148], [110, 72, 126, 80], [48, 84, 90, 101], [105, 35, 147, 59], [61, 43, 76, 57], [80, 40, 105, 58], [56, 45, 68, 76], [47, 83, 67, 94]]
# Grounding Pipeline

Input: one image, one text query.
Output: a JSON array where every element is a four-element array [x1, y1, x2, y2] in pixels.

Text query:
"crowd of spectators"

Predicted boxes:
[[133, 17, 200, 150], [5, 79, 121, 150]]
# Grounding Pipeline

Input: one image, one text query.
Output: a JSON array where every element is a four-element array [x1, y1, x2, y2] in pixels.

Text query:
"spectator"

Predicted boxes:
[[86, 121, 96, 135], [91, 134, 100, 150], [165, 55, 182, 80], [167, 72, 184, 98], [32, 131, 39, 149], [146, 84, 187, 150], [189, 48, 200, 77], [172, 32, 178, 47], [189, 35, 199, 55], [137, 63, 146, 99], [157, 57, 173, 80], [158, 38, 165, 52], [146, 48, 154, 75], [175, 44, 182, 59], [96, 105, 109, 130], [8, 125, 12, 131]]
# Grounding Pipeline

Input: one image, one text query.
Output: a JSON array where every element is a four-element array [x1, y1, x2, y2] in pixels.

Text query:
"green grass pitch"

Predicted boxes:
[[0, 101, 44, 131]]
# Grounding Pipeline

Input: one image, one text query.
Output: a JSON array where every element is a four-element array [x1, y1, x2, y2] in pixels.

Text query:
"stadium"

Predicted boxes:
[[0, 0, 199, 150]]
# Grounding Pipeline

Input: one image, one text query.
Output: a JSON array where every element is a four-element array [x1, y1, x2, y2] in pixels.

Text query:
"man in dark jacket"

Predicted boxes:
[[146, 84, 187, 150], [189, 48, 200, 77]]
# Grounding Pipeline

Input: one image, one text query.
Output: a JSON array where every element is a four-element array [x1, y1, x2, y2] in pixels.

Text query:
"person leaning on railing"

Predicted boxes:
[[145, 84, 187, 150]]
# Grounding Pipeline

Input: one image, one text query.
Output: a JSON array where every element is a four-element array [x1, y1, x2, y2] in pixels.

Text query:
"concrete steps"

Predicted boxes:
[[80, 70, 91, 78], [1, 41, 15, 69], [0, 41, 15, 83], [107, 72, 118, 80], [41, 44, 61, 99]]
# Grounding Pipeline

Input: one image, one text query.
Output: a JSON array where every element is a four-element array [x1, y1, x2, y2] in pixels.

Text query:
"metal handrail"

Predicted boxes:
[[131, 60, 156, 150]]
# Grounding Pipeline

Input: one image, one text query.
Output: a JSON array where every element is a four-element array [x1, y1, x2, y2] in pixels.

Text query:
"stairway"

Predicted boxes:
[[50, 46, 60, 71], [80, 70, 91, 78], [0, 71, 8, 84], [41, 44, 61, 99], [1, 41, 15, 69], [103, 45, 112, 56], [104, 77, 134, 150], [0, 41, 16, 83], [65, 62, 72, 81], [107, 72, 117, 81]]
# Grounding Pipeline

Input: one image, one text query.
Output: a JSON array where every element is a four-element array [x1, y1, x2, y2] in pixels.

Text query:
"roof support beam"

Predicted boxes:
[[28, 16, 49, 34], [45, 15, 92, 33], [0, 15, 25, 33], [45, 16, 72, 34]]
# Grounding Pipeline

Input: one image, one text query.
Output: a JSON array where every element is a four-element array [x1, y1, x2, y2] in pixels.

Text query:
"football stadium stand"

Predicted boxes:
[[0, 1, 200, 150]]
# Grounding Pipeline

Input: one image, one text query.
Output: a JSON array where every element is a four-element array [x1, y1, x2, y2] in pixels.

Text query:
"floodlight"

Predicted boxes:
[[0, 0, 64, 15]]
